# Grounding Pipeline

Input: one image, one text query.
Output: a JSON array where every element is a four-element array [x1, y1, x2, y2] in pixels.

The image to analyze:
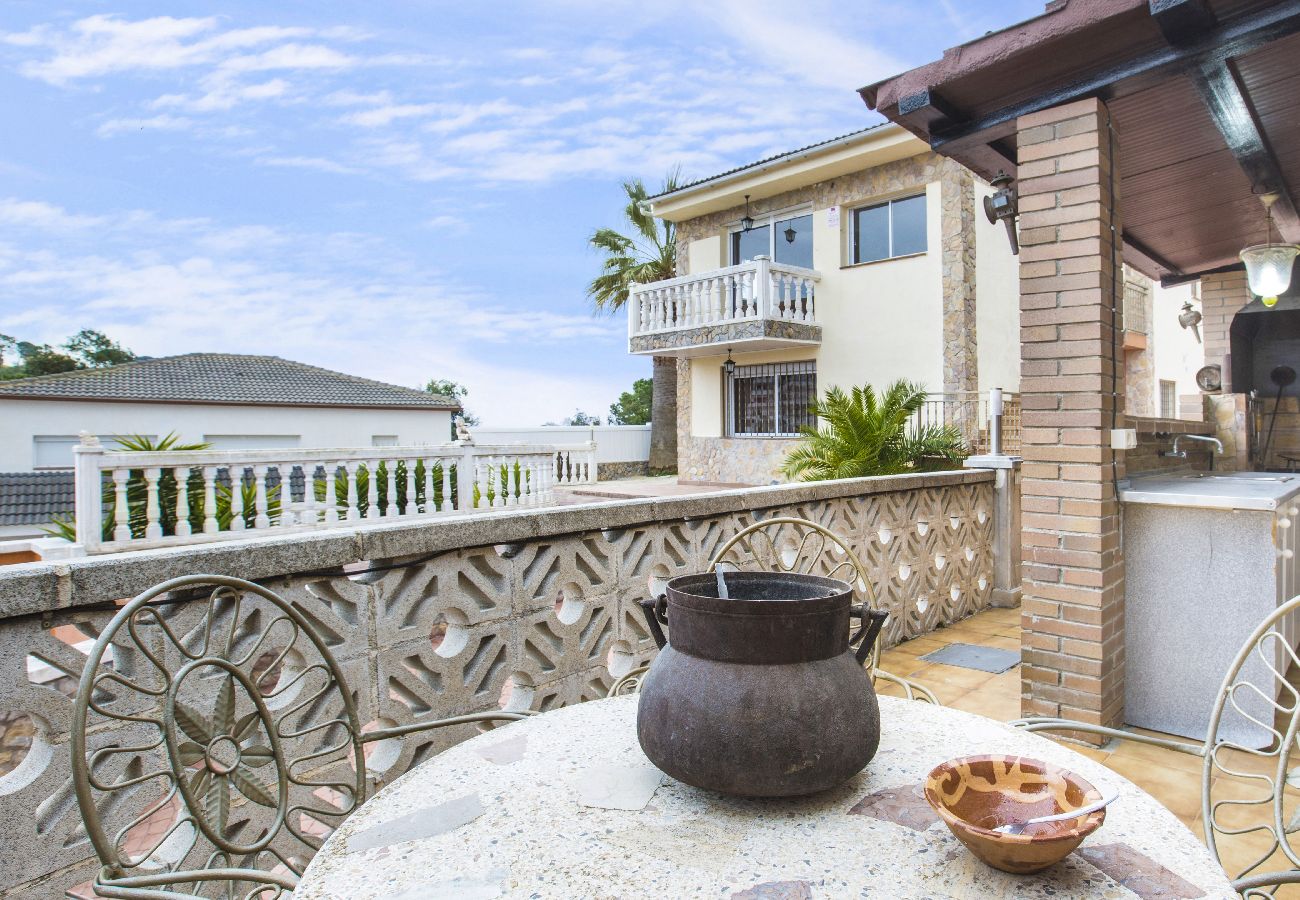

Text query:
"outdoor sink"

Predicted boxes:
[[1178, 473, 1293, 483]]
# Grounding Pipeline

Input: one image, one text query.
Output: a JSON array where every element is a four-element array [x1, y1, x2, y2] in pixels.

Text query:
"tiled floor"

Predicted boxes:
[[889, 604, 1300, 895]]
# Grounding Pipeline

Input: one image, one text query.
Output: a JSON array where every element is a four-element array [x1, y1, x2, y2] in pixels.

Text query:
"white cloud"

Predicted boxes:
[[0, 198, 624, 424], [96, 113, 195, 136]]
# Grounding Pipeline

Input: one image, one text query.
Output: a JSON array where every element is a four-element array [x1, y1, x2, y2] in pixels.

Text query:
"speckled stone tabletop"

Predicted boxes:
[[294, 696, 1236, 899]]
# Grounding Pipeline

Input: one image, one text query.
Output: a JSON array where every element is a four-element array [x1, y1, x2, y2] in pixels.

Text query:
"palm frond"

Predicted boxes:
[[780, 380, 965, 482]]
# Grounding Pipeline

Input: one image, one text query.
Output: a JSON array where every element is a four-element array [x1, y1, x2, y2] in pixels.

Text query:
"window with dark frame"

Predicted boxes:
[[852, 193, 927, 264], [726, 361, 817, 437]]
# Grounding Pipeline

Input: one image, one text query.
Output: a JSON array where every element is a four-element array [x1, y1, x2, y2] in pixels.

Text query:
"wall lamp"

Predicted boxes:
[[983, 171, 1019, 255]]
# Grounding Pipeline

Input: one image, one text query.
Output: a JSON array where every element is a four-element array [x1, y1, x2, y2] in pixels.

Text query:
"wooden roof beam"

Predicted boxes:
[[1151, 0, 1300, 243]]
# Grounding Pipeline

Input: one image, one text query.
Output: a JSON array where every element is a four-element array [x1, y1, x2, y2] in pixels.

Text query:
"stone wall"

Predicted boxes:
[[596, 461, 649, 480], [678, 436, 800, 484], [0, 470, 998, 897], [941, 160, 979, 394]]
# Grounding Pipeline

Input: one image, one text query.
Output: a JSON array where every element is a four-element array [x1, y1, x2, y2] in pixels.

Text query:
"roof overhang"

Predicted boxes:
[[861, 0, 1300, 285], [648, 123, 928, 223]]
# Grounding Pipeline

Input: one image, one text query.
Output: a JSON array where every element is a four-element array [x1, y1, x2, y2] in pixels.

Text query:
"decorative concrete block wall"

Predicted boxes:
[[0, 470, 997, 897]]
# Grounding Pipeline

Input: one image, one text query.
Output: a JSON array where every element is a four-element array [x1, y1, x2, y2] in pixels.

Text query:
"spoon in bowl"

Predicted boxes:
[[993, 792, 1119, 835]]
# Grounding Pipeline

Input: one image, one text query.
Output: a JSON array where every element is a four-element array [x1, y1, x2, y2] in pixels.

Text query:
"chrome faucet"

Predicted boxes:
[[1160, 434, 1224, 458]]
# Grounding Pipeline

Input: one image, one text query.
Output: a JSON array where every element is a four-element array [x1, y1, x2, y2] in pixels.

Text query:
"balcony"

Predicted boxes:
[[627, 255, 821, 357]]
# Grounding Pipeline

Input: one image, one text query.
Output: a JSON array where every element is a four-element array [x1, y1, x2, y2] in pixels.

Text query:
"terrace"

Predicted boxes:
[[7, 0, 1300, 895]]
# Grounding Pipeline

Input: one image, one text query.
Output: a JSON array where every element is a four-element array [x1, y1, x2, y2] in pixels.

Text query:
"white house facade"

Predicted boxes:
[[632, 123, 1021, 484]]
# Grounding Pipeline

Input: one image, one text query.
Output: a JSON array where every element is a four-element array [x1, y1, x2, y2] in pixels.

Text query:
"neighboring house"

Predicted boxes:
[[0, 472, 72, 539], [631, 123, 1021, 484], [0, 352, 460, 472]]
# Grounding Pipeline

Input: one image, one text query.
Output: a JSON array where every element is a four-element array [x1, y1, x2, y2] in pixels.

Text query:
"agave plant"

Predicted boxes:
[[45, 433, 281, 541], [780, 381, 966, 482]]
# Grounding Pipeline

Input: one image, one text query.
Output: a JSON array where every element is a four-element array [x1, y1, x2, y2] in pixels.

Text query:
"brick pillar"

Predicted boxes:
[[1200, 269, 1250, 387], [1016, 98, 1126, 738]]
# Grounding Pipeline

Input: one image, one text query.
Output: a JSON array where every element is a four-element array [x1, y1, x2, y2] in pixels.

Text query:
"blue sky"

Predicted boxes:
[[0, 1, 1042, 425]]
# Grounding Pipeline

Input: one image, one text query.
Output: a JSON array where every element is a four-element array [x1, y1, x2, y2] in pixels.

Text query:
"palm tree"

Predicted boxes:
[[588, 169, 682, 473], [780, 380, 966, 482]]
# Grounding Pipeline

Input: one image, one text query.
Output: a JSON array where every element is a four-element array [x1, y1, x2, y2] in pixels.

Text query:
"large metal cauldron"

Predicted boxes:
[[636, 570, 887, 797]]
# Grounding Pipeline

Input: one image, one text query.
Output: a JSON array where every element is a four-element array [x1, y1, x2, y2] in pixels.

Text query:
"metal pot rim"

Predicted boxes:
[[665, 571, 852, 617]]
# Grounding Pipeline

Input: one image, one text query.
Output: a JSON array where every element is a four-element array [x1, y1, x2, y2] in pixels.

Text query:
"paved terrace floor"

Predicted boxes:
[[554, 475, 749, 505]]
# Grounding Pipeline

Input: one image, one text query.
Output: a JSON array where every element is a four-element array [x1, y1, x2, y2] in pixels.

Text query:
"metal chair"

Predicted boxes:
[[70, 574, 529, 900], [1011, 593, 1300, 897], [608, 517, 938, 703]]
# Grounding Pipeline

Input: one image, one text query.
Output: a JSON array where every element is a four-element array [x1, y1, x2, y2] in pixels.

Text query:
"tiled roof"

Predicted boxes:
[[0, 471, 74, 526], [649, 123, 890, 199], [0, 353, 460, 409]]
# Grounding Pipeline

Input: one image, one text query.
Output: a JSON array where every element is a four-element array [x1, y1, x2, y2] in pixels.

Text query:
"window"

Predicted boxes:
[[851, 194, 927, 264], [726, 361, 817, 437], [33, 434, 159, 470], [1159, 380, 1177, 419], [729, 211, 813, 268]]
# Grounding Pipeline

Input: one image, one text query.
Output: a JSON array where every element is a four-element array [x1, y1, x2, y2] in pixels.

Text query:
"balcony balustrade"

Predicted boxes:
[[627, 255, 821, 357], [70, 436, 596, 554]]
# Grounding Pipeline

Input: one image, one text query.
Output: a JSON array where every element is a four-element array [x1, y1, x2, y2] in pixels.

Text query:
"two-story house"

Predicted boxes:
[[629, 122, 1022, 484]]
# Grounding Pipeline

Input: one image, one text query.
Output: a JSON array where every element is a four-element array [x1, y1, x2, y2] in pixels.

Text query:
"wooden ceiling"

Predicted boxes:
[[861, 0, 1300, 284]]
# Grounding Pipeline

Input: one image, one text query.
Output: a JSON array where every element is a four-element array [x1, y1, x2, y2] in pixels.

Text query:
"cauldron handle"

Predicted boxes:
[[639, 596, 669, 650], [849, 606, 889, 666]]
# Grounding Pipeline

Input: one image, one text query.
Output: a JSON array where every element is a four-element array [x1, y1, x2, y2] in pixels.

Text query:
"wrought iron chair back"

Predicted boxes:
[[609, 517, 938, 703], [71, 574, 525, 899], [1014, 592, 1300, 897]]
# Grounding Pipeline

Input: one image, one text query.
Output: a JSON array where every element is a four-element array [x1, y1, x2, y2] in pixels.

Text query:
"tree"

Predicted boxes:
[[780, 380, 967, 482], [424, 377, 479, 438], [564, 409, 601, 426], [588, 169, 681, 473], [65, 329, 136, 368], [608, 377, 652, 425], [0, 329, 136, 380]]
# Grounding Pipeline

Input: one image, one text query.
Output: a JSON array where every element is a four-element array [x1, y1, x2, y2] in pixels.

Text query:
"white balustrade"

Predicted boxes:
[[628, 256, 820, 338], [69, 438, 583, 554]]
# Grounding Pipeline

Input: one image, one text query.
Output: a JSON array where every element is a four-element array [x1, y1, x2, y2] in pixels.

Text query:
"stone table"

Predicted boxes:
[[295, 696, 1235, 899]]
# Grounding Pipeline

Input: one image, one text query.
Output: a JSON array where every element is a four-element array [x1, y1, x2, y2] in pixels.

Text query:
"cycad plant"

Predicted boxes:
[[46, 433, 280, 541], [780, 381, 966, 482]]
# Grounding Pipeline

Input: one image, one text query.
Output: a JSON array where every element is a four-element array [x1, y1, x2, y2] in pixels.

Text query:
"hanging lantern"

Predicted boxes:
[[740, 195, 754, 233], [784, 224, 797, 243], [1240, 193, 1299, 308], [724, 349, 735, 376]]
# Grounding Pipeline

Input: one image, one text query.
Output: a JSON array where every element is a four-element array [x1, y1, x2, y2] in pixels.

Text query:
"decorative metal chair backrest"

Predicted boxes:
[[708, 516, 878, 656], [1201, 592, 1300, 897], [70, 574, 522, 899], [707, 516, 937, 703]]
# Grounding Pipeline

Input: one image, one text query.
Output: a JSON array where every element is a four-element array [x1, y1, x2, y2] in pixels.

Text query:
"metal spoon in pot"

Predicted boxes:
[[715, 564, 730, 600], [992, 792, 1119, 835]]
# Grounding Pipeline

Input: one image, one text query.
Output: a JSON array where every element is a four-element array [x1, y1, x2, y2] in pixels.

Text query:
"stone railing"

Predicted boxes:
[[0, 469, 1004, 897], [69, 437, 597, 555], [628, 255, 819, 337]]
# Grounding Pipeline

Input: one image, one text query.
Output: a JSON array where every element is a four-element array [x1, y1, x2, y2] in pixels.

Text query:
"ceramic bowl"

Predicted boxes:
[[923, 755, 1106, 875]]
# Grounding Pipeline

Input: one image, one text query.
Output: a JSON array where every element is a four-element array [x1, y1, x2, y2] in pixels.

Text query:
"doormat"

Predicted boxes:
[[920, 642, 1020, 674]]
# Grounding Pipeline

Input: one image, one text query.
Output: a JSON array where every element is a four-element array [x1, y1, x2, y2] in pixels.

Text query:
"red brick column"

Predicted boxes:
[[1016, 98, 1126, 739]]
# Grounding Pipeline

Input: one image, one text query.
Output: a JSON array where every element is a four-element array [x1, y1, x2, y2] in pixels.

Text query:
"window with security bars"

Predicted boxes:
[[726, 361, 817, 437]]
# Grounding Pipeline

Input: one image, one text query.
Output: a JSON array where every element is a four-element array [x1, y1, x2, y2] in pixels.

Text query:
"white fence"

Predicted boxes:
[[71, 436, 596, 554], [628, 255, 819, 337], [476, 425, 651, 463]]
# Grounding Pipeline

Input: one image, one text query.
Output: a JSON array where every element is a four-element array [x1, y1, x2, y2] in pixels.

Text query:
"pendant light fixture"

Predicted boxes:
[[784, 224, 797, 244], [740, 196, 754, 233], [1240, 192, 1299, 308], [723, 349, 735, 376]]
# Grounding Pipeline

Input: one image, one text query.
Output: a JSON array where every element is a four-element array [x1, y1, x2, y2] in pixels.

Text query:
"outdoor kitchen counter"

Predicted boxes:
[[294, 695, 1234, 899], [1121, 472, 1300, 747]]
